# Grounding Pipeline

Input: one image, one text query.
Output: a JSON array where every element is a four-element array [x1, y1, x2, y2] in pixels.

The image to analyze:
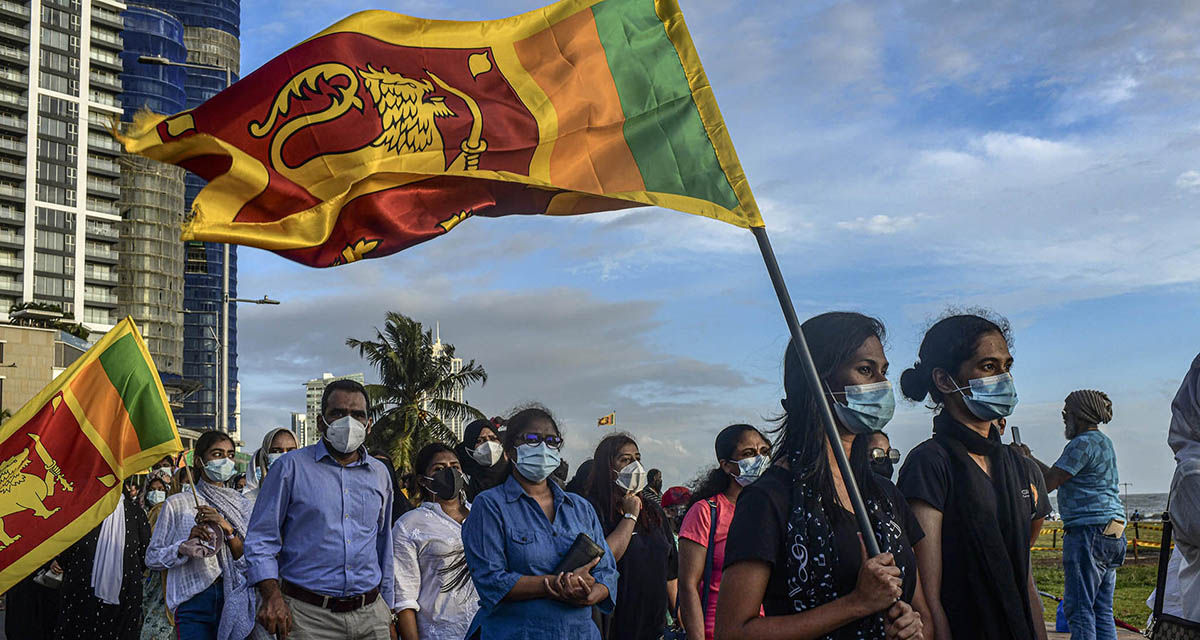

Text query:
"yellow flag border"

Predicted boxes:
[[0, 318, 183, 593]]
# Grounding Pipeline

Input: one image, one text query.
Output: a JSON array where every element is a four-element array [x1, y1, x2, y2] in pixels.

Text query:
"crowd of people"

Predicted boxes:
[[4, 309, 1199, 640]]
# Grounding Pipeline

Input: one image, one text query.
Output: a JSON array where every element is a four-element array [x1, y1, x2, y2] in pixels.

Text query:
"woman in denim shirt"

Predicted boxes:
[[463, 406, 618, 639]]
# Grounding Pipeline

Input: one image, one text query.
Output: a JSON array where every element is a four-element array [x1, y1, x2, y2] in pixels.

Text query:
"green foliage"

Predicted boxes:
[[346, 312, 487, 475], [8, 301, 91, 340]]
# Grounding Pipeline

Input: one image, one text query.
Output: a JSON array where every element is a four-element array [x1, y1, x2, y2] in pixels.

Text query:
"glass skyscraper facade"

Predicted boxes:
[[157, 0, 241, 434]]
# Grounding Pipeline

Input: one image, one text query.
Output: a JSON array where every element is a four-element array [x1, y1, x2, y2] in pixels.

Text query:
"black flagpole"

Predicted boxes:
[[751, 225, 881, 556]]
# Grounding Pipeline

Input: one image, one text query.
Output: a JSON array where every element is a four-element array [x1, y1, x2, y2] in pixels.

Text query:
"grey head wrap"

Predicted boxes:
[[1064, 389, 1113, 427]]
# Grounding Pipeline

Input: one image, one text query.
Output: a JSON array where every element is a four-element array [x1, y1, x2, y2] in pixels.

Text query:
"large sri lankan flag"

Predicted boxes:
[[0, 318, 182, 592], [117, 0, 762, 267]]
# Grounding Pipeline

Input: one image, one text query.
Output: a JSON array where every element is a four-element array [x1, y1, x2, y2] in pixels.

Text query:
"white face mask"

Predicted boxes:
[[324, 415, 367, 453], [146, 490, 167, 505], [614, 460, 648, 493], [266, 452, 285, 468], [471, 440, 504, 467]]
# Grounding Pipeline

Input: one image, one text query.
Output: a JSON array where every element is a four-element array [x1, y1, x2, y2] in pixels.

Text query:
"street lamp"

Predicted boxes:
[[139, 55, 238, 433]]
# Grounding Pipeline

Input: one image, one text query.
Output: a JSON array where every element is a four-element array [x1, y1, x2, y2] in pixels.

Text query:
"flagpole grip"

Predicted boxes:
[[750, 226, 881, 557]]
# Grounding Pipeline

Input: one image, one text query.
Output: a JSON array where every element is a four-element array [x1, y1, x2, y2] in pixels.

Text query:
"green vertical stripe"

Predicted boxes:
[[98, 333, 175, 450], [591, 0, 738, 210]]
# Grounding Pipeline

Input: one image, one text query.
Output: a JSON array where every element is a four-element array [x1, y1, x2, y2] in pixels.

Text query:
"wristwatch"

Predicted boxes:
[[622, 512, 637, 521]]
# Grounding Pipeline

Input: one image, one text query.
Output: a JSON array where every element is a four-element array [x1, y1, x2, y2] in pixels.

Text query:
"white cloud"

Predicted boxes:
[[1176, 170, 1200, 192], [836, 214, 927, 235], [973, 132, 1086, 162]]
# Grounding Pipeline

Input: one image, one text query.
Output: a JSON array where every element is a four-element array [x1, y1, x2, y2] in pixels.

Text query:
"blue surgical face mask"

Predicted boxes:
[[203, 458, 237, 483], [829, 380, 895, 434], [514, 442, 561, 483], [733, 454, 769, 487], [267, 452, 285, 469], [951, 373, 1018, 421]]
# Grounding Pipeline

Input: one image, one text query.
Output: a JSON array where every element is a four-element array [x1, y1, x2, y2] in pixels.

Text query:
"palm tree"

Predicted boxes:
[[346, 312, 488, 474]]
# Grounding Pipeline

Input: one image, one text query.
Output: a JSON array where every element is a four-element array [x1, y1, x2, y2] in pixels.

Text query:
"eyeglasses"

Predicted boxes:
[[517, 433, 564, 449], [869, 447, 901, 464]]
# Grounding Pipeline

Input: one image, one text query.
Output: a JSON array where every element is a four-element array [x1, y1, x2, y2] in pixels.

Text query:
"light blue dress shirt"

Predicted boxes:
[[462, 474, 618, 639], [245, 441, 395, 608]]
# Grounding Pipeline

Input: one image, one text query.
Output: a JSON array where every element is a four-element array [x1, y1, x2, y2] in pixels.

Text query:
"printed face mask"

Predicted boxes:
[[471, 440, 505, 467], [733, 454, 769, 487], [614, 460, 647, 493], [423, 467, 465, 501], [203, 458, 237, 483], [514, 441, 562, 483], [951, 373, 1019, 421], [324, 415, 367, 453], [829, 380, 896, 434]]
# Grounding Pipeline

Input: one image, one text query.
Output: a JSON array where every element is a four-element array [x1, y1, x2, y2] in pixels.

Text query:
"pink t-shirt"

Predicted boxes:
[[679, 492, 736, 640]]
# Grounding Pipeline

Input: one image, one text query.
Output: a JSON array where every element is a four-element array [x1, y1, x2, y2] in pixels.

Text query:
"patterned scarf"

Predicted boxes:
[[195, 480, 270, 640], [786, 455, 904, 639]]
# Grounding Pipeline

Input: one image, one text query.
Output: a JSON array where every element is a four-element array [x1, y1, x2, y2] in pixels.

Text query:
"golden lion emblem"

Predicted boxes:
[[0, 434, 73, 549]]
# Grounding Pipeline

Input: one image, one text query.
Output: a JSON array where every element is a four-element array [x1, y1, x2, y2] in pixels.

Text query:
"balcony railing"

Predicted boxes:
[[0, 205, 22, 222], [86, 221, 118, 238], [92, 6, 122, 24], [0, 230, 24, 245], [0, 182, 23, 199], [0, 44, 27, 62], [88, 134, 121, 152], [0, 253, 21, 268], [86, 179, 120, 197], [89, 29, 121, 46], [0, 138, 26, 154], [0, 90, 26, 108], [0, 0, 30, 16], [0, 68, 27, 84], [89, 49, 119, 66], [86, 199, 119, 215], [84, 291, 118, 304], [88, 91, 118, 107], [0, 112, 24, 129], [85, 269, 117, 283], [86, 245, 117, 260], [0, 158, 21, 175], [87, 156, 119, 173], [0, 24, 30, 40]]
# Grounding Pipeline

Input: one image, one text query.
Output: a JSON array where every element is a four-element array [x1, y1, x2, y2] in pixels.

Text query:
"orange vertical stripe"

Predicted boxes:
[[69, 359, 141, 465], [514, 10, 645, 195]]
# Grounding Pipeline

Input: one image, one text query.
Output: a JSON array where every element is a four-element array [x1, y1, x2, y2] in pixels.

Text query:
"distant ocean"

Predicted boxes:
[[1048, 492, 1169, 517]]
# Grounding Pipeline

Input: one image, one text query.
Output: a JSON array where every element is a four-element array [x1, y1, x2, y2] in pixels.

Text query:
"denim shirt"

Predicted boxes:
[[462, 475, 618, 639]]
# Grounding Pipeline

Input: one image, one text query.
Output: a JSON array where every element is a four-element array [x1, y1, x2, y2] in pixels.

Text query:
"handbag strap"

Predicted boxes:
[[700, 499, 720, 613], [1154, 491, 1175, 624]]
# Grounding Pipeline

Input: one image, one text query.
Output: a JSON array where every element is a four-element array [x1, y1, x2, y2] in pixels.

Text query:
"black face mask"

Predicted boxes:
[[423, 468, 464, 501], [871, 459, 894, 481]]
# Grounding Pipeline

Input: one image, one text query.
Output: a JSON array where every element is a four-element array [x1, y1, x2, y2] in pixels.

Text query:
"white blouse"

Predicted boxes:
[[144, 492, 221, 613], [392, 501, 479, 640]]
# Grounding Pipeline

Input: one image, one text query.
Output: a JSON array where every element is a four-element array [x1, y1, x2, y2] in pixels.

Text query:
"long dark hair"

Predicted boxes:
[[412, 443, 457, 501], [688, 424, 764, 509], [899, 311, 1012, 407], [774, 312, 887, 513], [586, 433, 662, 531]]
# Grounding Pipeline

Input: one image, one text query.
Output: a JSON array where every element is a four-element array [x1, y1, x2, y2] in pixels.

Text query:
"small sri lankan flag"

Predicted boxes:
[[0, 318, 182, 592], [598, 412, 616, 427], [115, 0, 762, 268]]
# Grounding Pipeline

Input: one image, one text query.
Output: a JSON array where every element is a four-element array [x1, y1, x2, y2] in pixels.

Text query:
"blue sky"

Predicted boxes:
[[232, 0, 1200, 493]]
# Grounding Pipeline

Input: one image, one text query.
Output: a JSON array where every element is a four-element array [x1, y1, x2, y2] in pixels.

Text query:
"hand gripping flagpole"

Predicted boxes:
[[751, 226, 881, 556]]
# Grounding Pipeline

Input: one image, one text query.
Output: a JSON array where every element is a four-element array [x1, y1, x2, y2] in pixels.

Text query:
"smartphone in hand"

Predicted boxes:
[[1011, 425, 1023, 446]]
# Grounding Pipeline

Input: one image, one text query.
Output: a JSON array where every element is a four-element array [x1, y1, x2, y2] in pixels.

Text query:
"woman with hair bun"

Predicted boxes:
[[896, 313, 1046, 640]]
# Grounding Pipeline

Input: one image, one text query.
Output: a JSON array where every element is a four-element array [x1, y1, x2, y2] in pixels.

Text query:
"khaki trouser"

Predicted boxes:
[[283, 594, 392, 640]]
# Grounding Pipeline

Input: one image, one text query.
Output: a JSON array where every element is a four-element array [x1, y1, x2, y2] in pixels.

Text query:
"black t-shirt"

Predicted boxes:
[[588, 497, 680, 640], [723, 466, 925, 630], [898, 440, 1046, 521]]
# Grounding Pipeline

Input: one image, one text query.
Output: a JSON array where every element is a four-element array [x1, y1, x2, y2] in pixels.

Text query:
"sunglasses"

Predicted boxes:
[[517, 433, 564, 449], [869, 447, 901, 464]]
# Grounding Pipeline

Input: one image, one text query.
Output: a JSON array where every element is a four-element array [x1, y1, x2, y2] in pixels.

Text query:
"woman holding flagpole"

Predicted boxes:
[[145, 430, 265, 640], [715, 312, 928, 640]]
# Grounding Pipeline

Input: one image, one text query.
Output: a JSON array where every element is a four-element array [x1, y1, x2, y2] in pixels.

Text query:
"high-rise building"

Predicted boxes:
[[421, 324, 466, 441], [290, 411, 305, 444], [116, 5, 187, 375], [0, 0, 126, 330], [159, 0, 241, 433], [302, 372, 364, 447]]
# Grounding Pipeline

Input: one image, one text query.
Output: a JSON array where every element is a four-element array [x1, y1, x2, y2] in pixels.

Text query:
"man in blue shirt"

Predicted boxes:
[[247, 379, 395, 639], [1032, 389, 1125, 640]]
